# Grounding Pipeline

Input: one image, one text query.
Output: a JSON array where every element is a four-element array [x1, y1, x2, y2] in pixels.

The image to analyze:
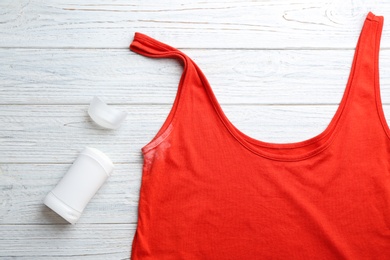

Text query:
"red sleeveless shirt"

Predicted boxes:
[[130, 12, 390, 259]]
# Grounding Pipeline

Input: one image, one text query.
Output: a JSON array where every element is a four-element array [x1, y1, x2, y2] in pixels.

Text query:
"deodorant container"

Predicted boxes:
[[44, 147, 114, 224]]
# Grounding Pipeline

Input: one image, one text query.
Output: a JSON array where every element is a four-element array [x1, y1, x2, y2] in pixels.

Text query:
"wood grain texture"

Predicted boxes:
[[0, 224, 135, 259], [1, 48, 390, 105], [2, 1, 390, 259], [0, 0, 387, 49]]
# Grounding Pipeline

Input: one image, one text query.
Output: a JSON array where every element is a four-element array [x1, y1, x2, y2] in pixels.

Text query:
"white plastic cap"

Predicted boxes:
[[88, 96, 127, 129]]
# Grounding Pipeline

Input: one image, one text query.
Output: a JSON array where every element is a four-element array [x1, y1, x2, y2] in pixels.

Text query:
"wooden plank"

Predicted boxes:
[[1, 48, 390, 105], [0, 0, 388, 49], [0, 224, 135, 259], [0, 163, 141, 225]]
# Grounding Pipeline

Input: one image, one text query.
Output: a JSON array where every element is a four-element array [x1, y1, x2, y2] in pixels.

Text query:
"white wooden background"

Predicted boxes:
[[0, 0, 389, 259]]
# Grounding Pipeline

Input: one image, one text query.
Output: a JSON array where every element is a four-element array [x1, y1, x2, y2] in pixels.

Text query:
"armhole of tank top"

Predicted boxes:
[[373, 16, 390, 141], [142, 57, 188, 156], [131, 34, 189, 156]]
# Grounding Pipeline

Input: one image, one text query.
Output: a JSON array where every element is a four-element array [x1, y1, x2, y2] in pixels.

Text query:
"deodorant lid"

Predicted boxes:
[[81, 147, 114, 176], [88, 96, 128, 129]]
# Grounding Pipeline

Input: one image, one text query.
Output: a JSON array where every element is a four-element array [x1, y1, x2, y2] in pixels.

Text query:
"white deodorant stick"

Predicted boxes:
[[44, 147, 114, 224]]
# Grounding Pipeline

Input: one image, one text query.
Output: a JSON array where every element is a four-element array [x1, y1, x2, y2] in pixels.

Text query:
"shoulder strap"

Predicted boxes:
[[345, 12, 384, 114], [336, 12, 387, 137], [130, 33, 185, 59], [129, 33, 205, 154]]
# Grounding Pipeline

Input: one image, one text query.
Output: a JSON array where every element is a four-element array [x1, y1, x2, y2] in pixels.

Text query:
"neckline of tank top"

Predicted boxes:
[[213, 12, 383, 162], [133, 12, 383, 162], [204, 12, 383, 162]]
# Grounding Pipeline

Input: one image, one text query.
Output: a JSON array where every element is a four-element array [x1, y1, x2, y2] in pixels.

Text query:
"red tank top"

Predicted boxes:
[[130, 12, 390, 259]]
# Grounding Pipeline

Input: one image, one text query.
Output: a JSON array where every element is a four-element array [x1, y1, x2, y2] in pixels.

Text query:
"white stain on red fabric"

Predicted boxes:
[[142, 124, 173, 172]]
